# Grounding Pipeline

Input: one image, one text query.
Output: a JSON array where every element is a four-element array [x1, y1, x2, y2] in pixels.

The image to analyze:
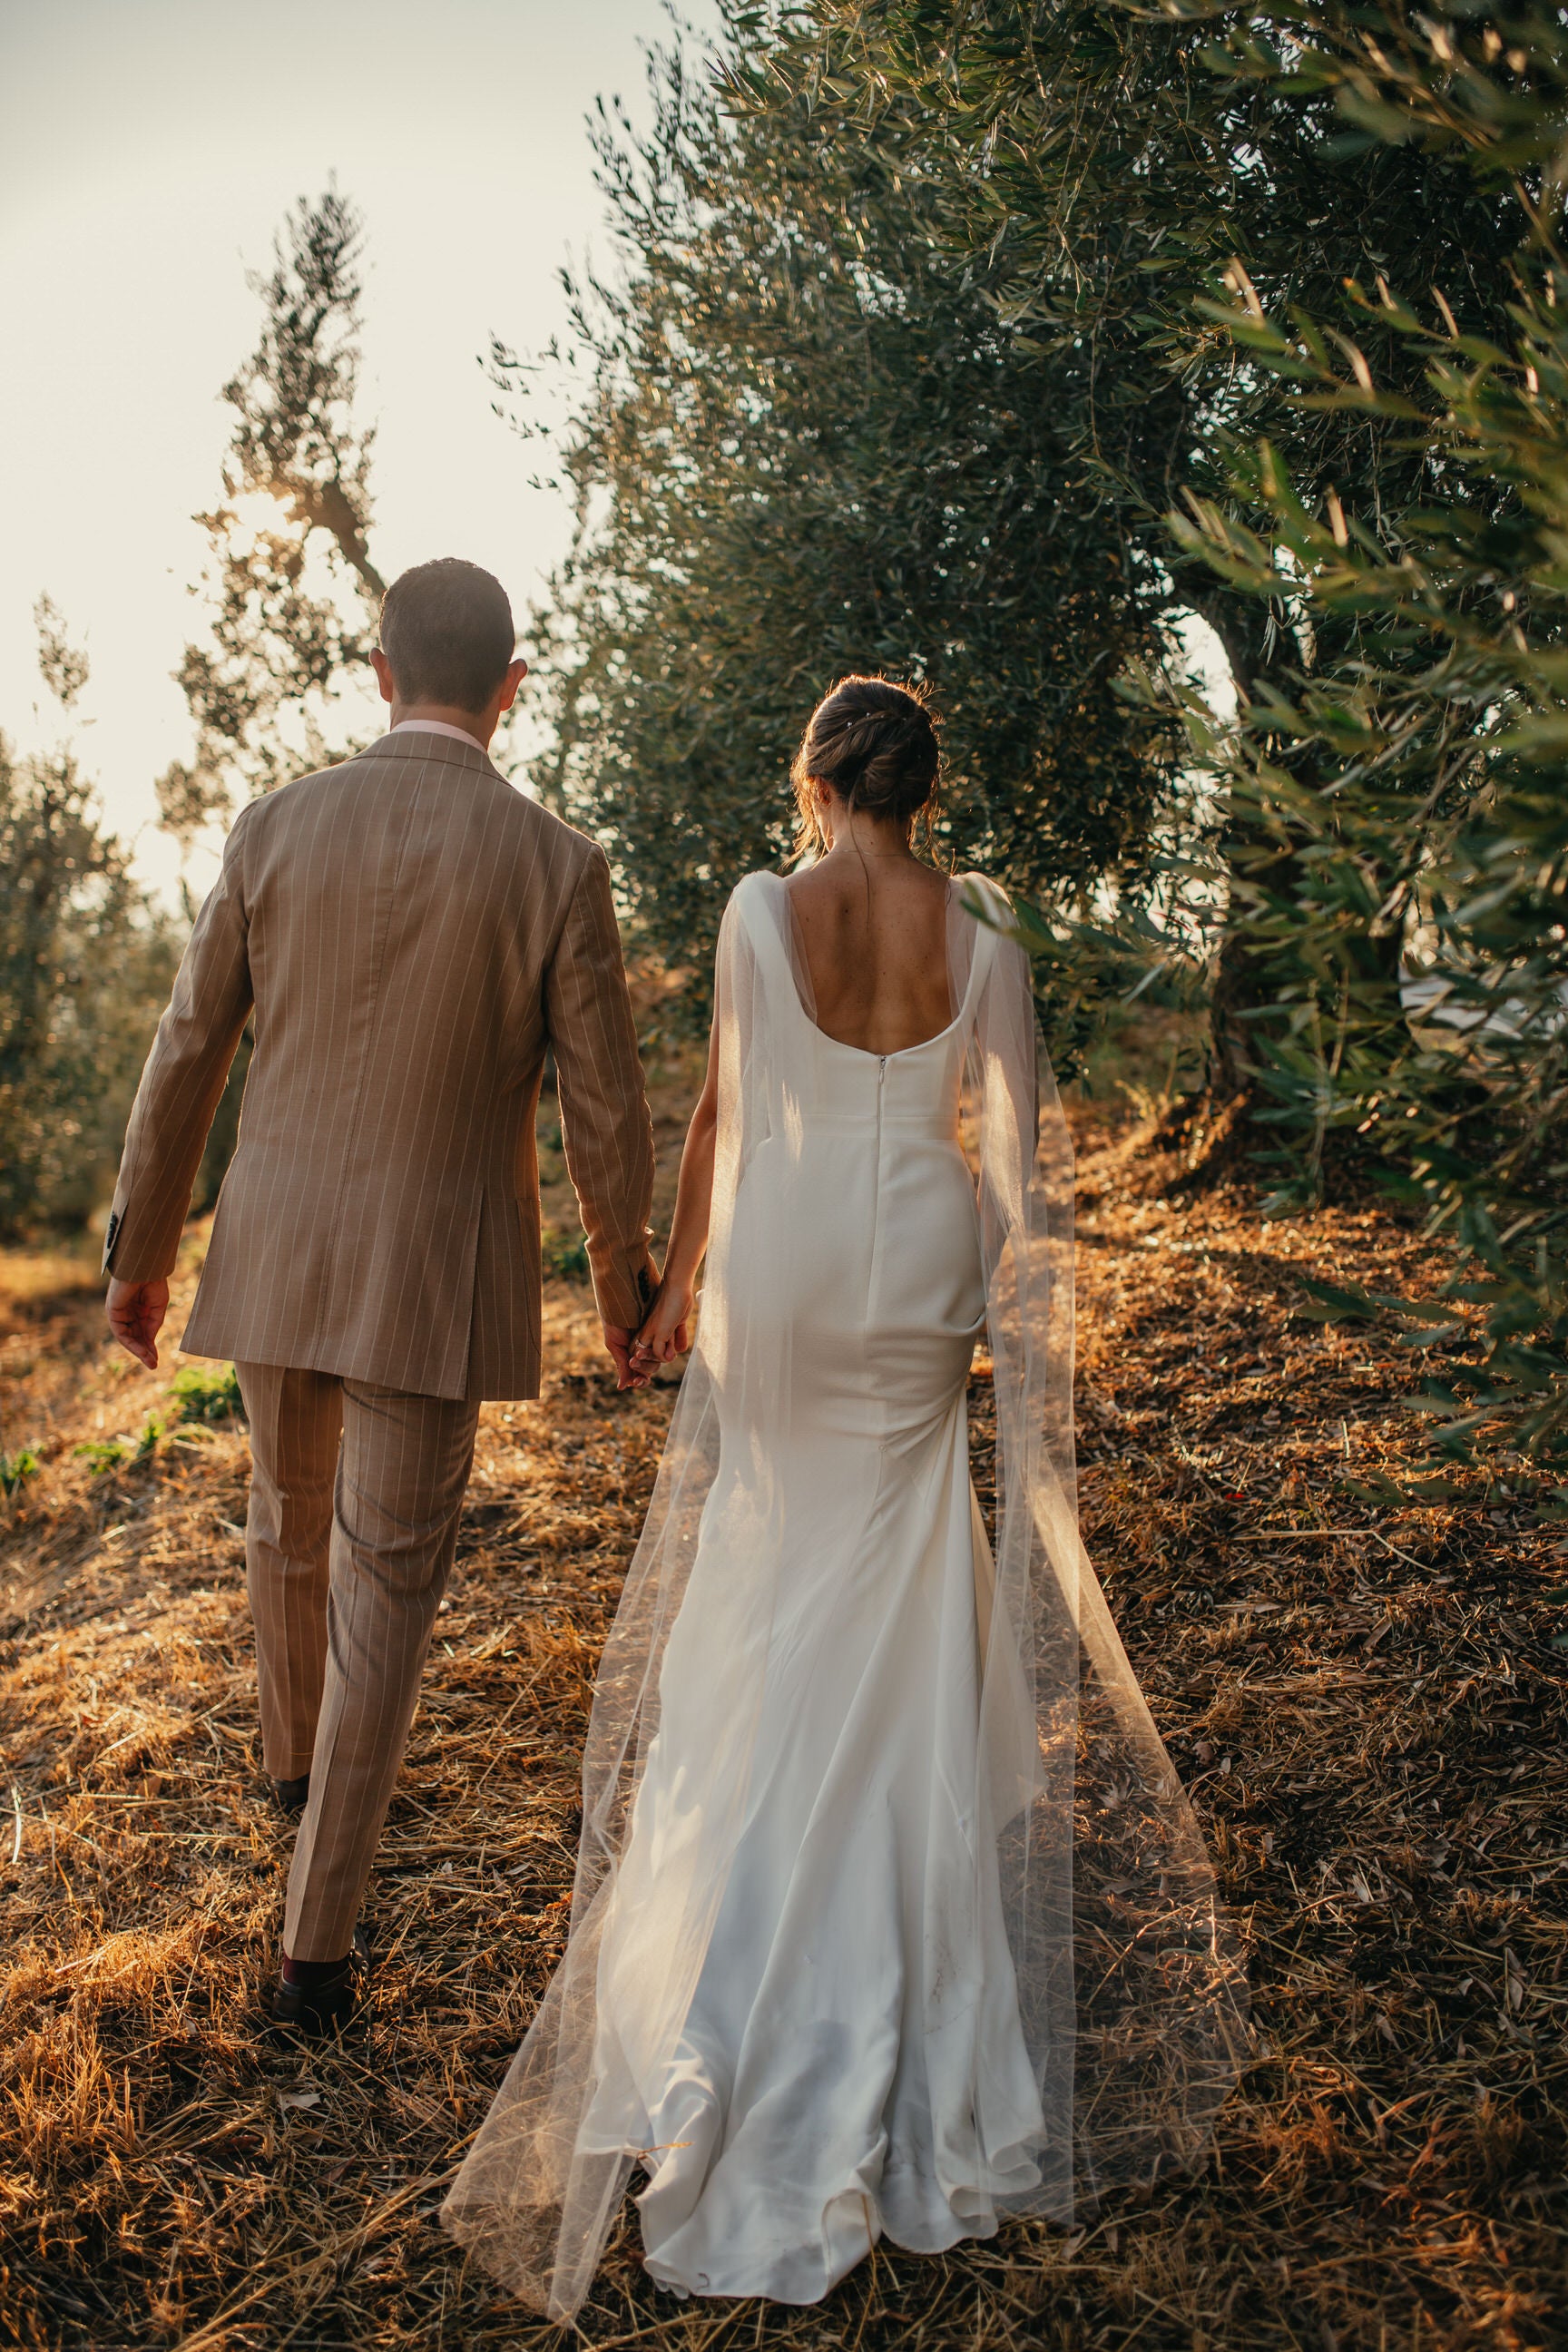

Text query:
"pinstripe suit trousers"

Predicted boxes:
[[239, 1361, 481, 1961]]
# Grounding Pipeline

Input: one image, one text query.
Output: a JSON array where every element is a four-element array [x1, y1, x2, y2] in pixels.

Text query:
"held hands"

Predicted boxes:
[[601, 1325, 647, 1393], [603, 1271, 696, 1390], [631, 1275, 695, 1375], [106, 1277, 170, 1372]]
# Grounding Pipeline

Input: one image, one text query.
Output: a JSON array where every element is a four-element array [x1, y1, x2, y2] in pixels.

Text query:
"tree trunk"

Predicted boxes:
[[1187, 581, 1291, 1104]]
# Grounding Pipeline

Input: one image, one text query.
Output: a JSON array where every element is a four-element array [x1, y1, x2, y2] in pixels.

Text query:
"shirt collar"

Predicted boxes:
[[388, 718, 488, 751]]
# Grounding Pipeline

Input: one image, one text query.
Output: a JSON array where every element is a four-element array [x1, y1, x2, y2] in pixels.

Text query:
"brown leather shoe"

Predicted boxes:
[[270, 1773, 310, 1816], [267, 1929, 370, 2039]]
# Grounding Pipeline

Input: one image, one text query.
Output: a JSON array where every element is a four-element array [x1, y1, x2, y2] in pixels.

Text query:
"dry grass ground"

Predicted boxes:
[[1, 1070, 1564, 2352]]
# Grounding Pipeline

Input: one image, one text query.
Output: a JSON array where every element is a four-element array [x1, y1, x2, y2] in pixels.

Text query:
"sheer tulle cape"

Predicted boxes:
[[443, 875, 1247, 2318]]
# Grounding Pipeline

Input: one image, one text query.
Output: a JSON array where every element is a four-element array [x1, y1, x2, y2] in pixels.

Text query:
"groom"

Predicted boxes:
[[103, 558, 656, 2034]]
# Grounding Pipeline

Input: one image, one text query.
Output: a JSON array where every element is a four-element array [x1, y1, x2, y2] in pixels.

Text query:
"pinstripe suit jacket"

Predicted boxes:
[[103, 730, 657, 1401]]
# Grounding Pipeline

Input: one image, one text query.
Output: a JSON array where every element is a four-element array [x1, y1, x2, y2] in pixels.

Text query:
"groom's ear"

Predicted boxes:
[[370, 647, 397, 705], [499, 655, 528, 711]]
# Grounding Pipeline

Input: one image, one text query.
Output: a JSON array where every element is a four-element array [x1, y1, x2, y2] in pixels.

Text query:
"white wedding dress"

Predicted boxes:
[[446, 872, 1244, 2319], [590, 877, 1042, 2299]]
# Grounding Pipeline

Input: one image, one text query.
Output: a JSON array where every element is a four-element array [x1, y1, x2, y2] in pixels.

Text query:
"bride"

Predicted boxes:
[[445, 677, 1244, 2317]]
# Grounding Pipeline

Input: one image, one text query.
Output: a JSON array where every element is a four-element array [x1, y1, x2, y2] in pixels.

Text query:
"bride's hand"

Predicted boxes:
[[631, 1276, 695, 1369]]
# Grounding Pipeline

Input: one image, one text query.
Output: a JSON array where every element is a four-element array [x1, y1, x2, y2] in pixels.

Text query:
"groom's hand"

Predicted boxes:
[[602, 1324, 650, 1394], [106, 1276, 170, 1371]]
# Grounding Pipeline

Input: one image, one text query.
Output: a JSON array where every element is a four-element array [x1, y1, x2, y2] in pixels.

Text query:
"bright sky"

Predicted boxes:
[[0, 0, 718, 901]]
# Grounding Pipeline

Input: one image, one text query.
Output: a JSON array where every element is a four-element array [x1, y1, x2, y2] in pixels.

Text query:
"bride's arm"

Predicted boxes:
[[632, 1016, 720, 1366]]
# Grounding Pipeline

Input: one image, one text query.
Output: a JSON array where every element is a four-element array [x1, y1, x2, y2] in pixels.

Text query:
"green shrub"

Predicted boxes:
[[74, 1439, 128, 1476], [0, 1448, 38, 1496], [74, 1409, 172, 1476], [541, 1224, 590, 1284], [168, 1363, 244, 1424]]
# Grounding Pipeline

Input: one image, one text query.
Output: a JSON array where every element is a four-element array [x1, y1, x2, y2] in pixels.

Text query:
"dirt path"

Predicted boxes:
[[1, 1121, 1563, 2351]]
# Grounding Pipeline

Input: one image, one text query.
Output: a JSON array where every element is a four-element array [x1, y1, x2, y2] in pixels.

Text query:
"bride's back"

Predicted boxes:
[[785, 859, 953, 1057]]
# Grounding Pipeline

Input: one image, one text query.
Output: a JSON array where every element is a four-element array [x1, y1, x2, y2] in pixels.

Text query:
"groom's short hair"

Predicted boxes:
[[379, 558, 514, 713]]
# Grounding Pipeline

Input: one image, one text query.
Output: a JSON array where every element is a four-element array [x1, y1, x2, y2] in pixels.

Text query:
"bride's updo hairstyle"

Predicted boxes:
[[790, 674, 941, 860]]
